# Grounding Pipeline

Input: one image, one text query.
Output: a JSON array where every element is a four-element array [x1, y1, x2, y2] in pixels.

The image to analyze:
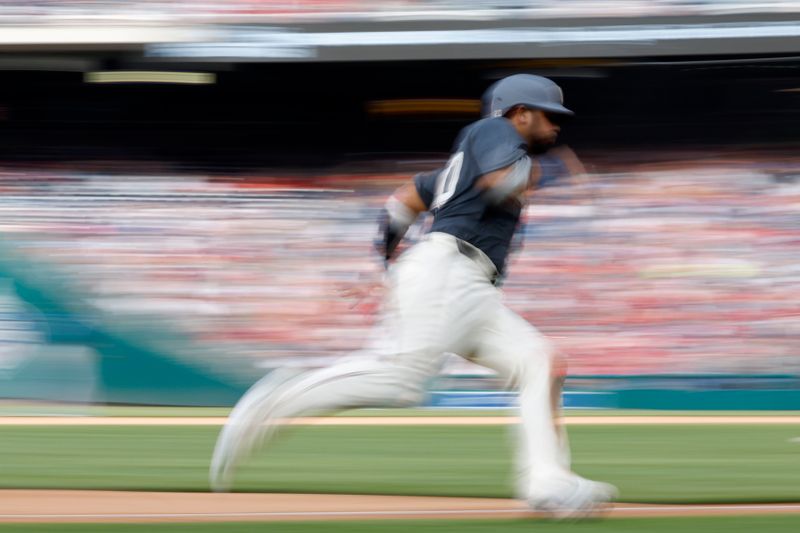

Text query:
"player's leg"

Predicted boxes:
[[210, 355, 432, 492], [470, 307, 568, 481], [468, 306, 616, 517], [211, 239, 452, 491], [507, 348, 571, 497], [550, 350, 571, 471]]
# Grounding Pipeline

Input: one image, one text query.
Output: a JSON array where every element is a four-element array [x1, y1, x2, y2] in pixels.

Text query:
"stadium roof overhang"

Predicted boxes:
[[0, 13, 799, 63]]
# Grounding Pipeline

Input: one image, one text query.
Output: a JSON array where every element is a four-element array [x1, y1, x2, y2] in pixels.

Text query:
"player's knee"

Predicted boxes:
[[529, 338, 557, 367], [514, 339, 559, 384]]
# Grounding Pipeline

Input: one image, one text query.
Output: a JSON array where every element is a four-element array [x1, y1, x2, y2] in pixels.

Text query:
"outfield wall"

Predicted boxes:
[[427, 388, 800, 410]]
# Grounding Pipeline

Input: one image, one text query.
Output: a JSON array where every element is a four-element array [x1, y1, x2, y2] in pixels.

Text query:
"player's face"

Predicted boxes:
[[525, 109, 561, 146]]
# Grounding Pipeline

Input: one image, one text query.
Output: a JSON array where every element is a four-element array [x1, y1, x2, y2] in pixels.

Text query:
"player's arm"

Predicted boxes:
[[534, 145, 587, 188], [475, 155, 533, 204], [374, 176, 431, 265], [464, 118, 532, 204], [530, 145, 596, 203]]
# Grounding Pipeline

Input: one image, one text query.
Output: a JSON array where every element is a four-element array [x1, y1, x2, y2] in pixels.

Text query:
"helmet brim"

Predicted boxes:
[[528, 102, 575, 116]]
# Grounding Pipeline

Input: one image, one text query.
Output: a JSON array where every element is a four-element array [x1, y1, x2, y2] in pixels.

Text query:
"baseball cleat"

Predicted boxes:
[[209, 421, 244, 492], [210, 407, 280, 492], [527, 475, 618, 520], [209, 369, 301, 492]]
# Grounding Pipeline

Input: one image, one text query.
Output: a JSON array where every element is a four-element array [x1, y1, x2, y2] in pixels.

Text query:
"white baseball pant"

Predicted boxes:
[[214, 231, 571, 494]]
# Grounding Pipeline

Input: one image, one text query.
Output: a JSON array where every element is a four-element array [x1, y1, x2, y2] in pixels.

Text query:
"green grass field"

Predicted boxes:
[[0, 423, 798, 502], [2, 516, 800, 533]]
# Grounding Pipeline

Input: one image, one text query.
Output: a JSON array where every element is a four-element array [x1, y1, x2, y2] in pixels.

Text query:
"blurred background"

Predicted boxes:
[[0, 0, 799, 410]]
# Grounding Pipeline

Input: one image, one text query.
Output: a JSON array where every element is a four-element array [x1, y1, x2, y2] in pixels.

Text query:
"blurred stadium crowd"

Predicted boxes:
[[0, 0, 798, 392], [0, 0, 797, 20], [0, 151, 797, 376]]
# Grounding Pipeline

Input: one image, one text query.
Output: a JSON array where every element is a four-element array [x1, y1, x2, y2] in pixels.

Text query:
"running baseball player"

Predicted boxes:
[[210, 74, 617, 518]]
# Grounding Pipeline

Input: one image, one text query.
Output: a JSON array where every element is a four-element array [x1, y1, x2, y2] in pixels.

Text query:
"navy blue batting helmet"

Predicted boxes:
[[483, 74, 574, 118]]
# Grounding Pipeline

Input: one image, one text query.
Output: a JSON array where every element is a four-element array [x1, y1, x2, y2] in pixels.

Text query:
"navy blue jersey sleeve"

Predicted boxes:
[[413, 169, 440, 210], [535, 153, 569, 188], [466, 118, 528, 176]]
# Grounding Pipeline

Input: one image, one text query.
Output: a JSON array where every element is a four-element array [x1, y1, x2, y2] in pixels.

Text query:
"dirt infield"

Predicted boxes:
[[1, 491, 800, 523]]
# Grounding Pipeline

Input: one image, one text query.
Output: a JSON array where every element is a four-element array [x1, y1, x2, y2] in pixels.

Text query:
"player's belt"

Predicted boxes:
[[455, 238, 499, 285]]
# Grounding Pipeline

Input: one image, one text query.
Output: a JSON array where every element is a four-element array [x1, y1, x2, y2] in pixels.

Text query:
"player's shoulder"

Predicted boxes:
[[459, 117, 524, 147], [468, 116, 519, 136]]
